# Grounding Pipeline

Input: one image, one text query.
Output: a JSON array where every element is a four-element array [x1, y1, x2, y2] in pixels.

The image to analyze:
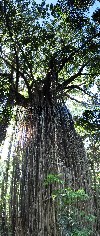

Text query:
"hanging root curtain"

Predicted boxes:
[[0, 100, 98, 236]]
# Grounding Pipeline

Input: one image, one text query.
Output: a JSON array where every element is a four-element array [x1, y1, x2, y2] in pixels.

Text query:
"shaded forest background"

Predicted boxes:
[[0, 0, 100, 235]]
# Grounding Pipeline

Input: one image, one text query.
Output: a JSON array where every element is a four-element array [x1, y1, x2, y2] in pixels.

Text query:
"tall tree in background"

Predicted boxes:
[[0, 0, 100, 235]]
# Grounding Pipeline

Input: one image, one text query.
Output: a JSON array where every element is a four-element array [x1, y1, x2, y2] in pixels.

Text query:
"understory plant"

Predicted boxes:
[[45, 174, 96, 236]]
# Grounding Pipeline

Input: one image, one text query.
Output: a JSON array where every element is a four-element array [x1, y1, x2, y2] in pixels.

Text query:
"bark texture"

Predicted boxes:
[[1, 100, 96, 236]]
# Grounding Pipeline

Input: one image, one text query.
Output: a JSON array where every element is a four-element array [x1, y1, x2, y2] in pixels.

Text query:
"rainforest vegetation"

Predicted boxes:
[[0, 0, 100, 235]]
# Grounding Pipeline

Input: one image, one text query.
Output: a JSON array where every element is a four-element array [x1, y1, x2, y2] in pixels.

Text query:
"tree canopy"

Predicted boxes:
[[0, 0, 100, 140]]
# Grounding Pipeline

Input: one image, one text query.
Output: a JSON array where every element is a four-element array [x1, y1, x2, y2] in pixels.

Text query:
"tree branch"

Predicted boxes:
[[65, 93, 89, 106], [57, 32, 100, 73], [44, 32, 100, 89], [57, 62, 89, 90], [14, 47, 19, 92], [0, 72, 29, 107], [65, 84, 92, 96], [10, 87, 29, 107], [0, 55, 31, 93]]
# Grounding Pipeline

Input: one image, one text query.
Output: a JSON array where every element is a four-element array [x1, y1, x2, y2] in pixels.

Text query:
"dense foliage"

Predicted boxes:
[[0, 0, 100, 139], [0, 0, 100, 235]]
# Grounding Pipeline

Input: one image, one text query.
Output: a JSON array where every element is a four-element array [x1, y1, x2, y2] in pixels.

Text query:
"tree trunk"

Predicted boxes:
[[1, 98, 95, 235]]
